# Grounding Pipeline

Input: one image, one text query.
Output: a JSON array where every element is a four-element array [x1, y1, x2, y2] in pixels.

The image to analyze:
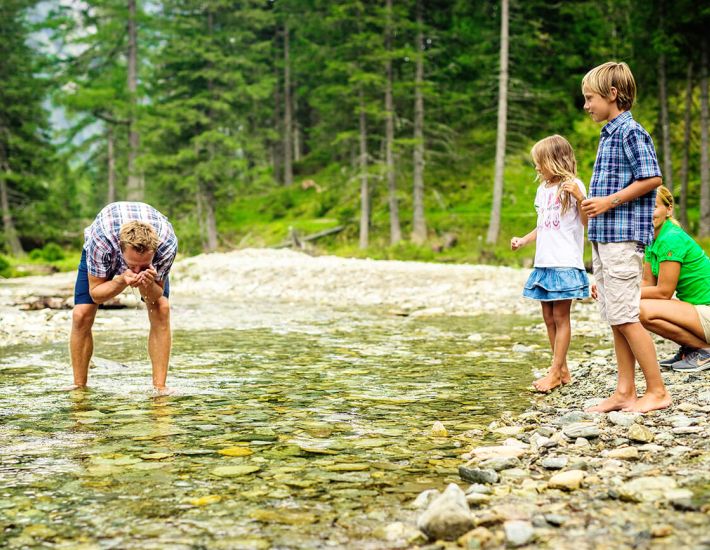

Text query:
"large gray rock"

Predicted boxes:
[[417, 483, 474, 541], [608, 411, 640, 427], [459, 466, 499, 484], [618, 476, 677, 503], [563, 422, 600, 439]]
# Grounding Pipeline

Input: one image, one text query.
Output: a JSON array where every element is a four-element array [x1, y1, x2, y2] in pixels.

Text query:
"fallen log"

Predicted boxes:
[[273, 225, 345, 249]]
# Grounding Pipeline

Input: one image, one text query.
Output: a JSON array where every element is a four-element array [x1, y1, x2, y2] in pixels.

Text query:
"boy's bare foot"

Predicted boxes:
[[152, 386, 176, 396], [622, 391, 672, 413], [585, 392, 637, 413]]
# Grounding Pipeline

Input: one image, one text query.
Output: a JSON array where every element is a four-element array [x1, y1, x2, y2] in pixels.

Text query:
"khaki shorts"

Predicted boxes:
[[592, 241, 644, 326], [696, 304, 710, 344]]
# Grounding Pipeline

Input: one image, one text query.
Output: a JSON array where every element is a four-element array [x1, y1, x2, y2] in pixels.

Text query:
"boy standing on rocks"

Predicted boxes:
[[580, 61, 671, 413]]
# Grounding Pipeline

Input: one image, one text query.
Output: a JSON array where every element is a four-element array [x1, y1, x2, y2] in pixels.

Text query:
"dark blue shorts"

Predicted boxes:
[[74, 249, 170, 305]]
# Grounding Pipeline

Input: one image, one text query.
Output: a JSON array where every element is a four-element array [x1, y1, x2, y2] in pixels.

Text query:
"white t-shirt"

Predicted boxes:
[[533, 179, 586, 269]]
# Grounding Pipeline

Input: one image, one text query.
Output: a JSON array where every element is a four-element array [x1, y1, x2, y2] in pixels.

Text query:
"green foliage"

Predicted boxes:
[[0, 254, 10, 277], [29, 243, 65, 262]]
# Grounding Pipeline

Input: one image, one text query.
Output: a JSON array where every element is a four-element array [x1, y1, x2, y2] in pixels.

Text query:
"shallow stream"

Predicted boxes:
[[1, 300, 544, 549]]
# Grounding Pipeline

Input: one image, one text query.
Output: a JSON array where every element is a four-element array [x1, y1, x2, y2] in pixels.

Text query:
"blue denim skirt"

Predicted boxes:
[[523, 267, 590, 302]]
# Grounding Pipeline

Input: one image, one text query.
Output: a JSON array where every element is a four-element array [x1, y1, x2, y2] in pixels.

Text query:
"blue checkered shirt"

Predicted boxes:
[[83, 202, 178, 281], [588, 111, 661, 246]]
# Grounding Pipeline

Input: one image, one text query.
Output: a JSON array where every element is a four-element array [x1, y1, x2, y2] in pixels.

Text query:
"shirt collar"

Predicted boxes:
[[601, 110, 632, 137]]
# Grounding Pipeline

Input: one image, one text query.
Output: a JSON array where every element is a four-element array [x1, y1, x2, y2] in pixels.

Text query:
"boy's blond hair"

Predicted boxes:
[[531, 134, 578, 215], [119, 221, 160, 254], [582, 61, 636, 111]]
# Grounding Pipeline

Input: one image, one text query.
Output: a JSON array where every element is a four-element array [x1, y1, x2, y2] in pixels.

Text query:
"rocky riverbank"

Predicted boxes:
[[410, 358, 710, 549]]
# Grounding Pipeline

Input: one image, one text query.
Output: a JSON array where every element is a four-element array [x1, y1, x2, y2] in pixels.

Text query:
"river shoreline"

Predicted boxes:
[[1, 249, 707, 548]]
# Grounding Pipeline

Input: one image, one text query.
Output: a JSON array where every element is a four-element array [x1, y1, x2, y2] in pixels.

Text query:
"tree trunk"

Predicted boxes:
[[293, 92, 301, 162], [700, 42, 710, 237], [0, 177, 23, 256], [107, 126, 116, 204], [486, 0, 509, 244], [385, 0, 401, 245], [204, 190, 218, 251], [272, 37, 282, 184], [283, 23, 293, 187], [411, 0, 426, 245], [0, 140, 23, 256], [359, 88, 369, 250], [680, 62, 693, 228], [126, 0, 142, 201], [658, 53, 673, 192]]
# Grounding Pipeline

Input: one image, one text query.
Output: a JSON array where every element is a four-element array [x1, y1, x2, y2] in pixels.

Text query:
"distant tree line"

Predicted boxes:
[[1, 0, 708, 255]]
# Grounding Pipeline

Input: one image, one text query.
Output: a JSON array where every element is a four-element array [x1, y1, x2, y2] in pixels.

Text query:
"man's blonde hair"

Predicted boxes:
[[119, 221, 159, 254], [531, 135, 578, 215], [582, 61, 636, 111]]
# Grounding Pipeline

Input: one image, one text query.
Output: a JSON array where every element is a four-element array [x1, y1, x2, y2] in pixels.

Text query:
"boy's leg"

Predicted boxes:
[[534, 300, 572, 392], [587, 242, 642, 412], [615, 322, 671, 412]]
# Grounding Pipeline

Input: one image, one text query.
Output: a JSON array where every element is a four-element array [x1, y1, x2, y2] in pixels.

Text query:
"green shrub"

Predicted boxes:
[[29, 243, 66, 262], [0, 255, 10, 278]]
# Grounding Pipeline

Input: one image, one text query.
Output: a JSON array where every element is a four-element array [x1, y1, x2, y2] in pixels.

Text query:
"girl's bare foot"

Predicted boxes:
[[622, 391, 672, 413], [533, 366, 571, 393], [152, 386, 176, 396], [586, 392, 637, 412]]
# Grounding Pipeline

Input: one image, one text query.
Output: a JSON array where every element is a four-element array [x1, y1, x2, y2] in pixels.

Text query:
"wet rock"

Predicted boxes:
[[431, 421, 448, 437], [503, 520, 534, 547], [479, 456, 521, 471], [471, 446, 526, 460], [628, 424, 654, 443], [548, 470, 585, 491], [465, 484, 492, 495], [459, 466, 499, 484], [563, 423, 599, 439], [412, 489, 440, 510], [417, 483, 474, 541]]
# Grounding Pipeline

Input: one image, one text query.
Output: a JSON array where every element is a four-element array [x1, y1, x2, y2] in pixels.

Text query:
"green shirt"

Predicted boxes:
[[645, 220, 710, 305]]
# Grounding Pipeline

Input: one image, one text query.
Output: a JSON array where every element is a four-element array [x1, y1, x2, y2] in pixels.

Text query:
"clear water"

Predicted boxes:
[[0, 299, 542, 549]]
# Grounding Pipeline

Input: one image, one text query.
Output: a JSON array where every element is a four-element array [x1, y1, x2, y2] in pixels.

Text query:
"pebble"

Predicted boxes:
[[503, 520, 534, 547], [628, 424, 654, 443], [548, 470, 585, 491], [540, 456, 568, 470], [563, 423, 600, 439]]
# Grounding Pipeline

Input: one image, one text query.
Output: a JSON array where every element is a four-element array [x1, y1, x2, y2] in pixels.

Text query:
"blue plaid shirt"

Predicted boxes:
[[83, 202, 178, 281], [588, 111, 661, 246]]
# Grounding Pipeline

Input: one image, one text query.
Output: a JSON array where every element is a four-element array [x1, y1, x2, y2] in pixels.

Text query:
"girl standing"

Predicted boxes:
[[511, 135, 590, 392]]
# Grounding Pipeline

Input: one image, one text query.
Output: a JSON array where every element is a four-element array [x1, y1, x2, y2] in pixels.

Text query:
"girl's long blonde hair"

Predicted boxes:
[[530, 134, 578, 215], [656, 185, 681, 226]]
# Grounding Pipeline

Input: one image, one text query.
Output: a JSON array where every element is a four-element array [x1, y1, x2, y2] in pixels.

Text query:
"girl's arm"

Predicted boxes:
[[640, 261, 680, 300], [511, 228, 537, 251]]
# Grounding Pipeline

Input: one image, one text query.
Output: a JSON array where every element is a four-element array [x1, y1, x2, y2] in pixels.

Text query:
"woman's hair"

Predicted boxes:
[[656, 185, 681, 226], [119, 221, 160, 253], [582, 61, 636, 111], [530, 135, 578, 215]]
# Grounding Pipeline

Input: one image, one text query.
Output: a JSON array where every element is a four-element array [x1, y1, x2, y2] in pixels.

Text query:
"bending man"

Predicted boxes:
[[70, 202, 179, 392]]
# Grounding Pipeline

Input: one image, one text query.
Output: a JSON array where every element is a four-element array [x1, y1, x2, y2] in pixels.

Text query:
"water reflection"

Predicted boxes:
[[1, 303, 543, 548]]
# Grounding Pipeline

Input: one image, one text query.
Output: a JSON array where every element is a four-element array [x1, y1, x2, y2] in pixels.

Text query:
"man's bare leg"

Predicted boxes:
[[147, 297, 172, 393], [69, 304, 99, 388], [587, 325, 639, 412]]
